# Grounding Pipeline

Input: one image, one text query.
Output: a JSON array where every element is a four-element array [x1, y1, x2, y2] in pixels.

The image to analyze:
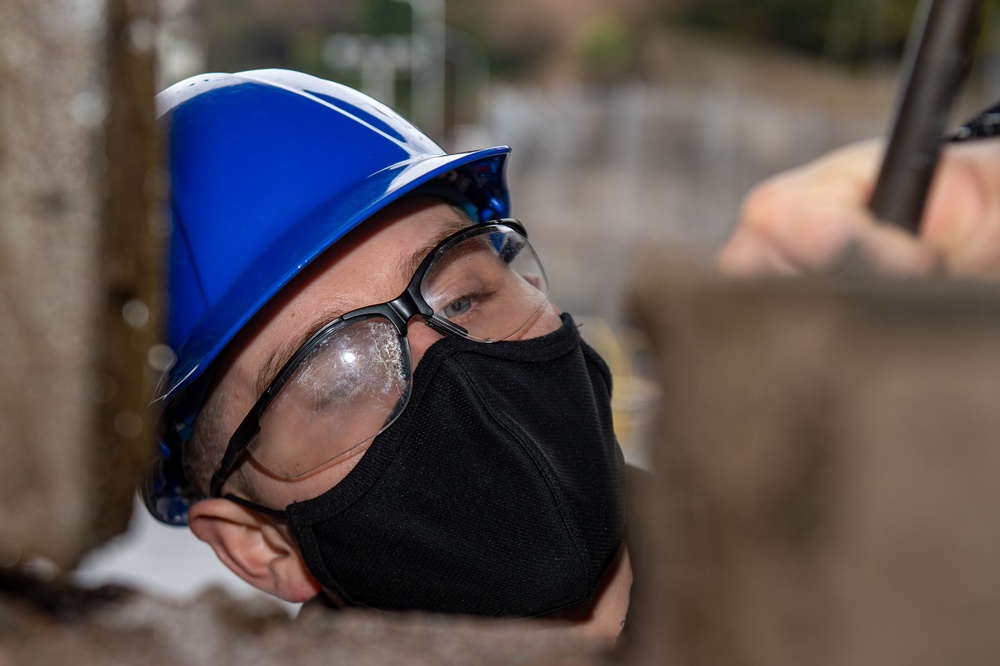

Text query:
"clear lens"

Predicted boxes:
[[248, 316, 410, 478], [421, 225, 549, 341]]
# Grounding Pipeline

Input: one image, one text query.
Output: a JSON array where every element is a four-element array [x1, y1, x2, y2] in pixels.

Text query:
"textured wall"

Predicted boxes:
[[628, 264, 1000, 666], [0, 0, 161, 571], [0, 589, 607, 666]]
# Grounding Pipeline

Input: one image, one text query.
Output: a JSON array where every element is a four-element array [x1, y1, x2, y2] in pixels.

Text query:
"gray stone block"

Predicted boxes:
[[0, 0, 161, 570], [627, 264, 1000, 666], [0, 582, 608, 665]]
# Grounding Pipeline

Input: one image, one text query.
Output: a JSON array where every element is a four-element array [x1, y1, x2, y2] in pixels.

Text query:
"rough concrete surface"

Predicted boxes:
[[0, 581, 609, 666], [0, 0, 107, 570], [628, 263, 1000, 666], [0, 0, 161, 570]]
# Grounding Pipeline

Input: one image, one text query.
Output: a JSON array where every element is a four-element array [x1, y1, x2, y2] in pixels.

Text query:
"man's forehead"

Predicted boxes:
[[250, 203, 471, 395]]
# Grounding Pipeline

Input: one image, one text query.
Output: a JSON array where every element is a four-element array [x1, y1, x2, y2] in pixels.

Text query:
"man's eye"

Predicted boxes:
[[442, 296, 473, 318]]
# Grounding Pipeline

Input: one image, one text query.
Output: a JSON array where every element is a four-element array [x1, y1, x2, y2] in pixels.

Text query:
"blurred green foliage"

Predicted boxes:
[[577, 16, 638, 80], [196, 0, 994, 85], [674, 0, 919, 65], [199, 0, 348, 77], [356, 0, 412, 35]]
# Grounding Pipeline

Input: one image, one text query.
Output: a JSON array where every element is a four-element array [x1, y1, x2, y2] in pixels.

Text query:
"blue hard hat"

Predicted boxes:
[[144, 69, 511, 524]]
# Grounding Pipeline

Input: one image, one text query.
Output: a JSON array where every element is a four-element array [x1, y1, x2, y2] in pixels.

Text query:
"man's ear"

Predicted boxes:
[[188, 498, 321, 603]]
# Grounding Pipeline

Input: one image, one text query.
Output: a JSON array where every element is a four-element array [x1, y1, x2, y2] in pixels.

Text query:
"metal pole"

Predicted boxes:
[[868, 0, 984, 233], [394, 0, 446, 141]]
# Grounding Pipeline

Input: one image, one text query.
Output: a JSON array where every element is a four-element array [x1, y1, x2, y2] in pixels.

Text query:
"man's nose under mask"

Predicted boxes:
[[260, 313, 627, 617]]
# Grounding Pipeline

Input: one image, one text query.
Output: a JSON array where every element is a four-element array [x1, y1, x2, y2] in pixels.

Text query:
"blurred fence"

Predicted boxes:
[[476, 81, 892, 321]]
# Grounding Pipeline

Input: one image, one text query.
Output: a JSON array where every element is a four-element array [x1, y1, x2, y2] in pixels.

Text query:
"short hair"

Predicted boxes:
[[182, 378, 231, 498]]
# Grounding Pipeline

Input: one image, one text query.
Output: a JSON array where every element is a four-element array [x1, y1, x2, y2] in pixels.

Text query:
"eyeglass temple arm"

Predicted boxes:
[[210, 418, 262, 498]]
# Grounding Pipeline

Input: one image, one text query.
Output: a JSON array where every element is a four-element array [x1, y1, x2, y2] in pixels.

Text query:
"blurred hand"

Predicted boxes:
[[717, 138, 1000, 280]]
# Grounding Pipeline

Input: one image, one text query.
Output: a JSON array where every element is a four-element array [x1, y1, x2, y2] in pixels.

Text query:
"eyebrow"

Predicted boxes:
[[398, 215, 470, 282], [254, 212, 474, 396], [254, 303, 348, 396]]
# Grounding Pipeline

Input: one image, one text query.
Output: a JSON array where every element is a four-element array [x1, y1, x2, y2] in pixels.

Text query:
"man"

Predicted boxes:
[[143, 69, 632, 643], [718, 134, 1000, 280]]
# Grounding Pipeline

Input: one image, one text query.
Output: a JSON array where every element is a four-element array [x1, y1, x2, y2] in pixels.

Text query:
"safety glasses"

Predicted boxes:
[[209, 220, 549, 497]]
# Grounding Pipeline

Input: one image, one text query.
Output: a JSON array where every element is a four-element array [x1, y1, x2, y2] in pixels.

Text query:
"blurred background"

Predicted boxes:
[[76, 0, 1000, 609]]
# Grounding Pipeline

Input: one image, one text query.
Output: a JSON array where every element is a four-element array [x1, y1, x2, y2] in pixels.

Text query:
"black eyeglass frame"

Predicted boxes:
[[208, 219, 535, 498]]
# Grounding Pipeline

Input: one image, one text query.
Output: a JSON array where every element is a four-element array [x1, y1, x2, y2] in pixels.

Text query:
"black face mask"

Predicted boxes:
[[242, 313, 626, 617]]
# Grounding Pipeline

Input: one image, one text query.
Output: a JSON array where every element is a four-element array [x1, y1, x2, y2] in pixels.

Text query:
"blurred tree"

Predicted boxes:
[[187, 0, 995, 91], [671, 0, 919, 66], [577, 15, 639, 80], [357, 0, 412, 35], [448, 1, 561, 79], [196, 0, 352, 76]]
